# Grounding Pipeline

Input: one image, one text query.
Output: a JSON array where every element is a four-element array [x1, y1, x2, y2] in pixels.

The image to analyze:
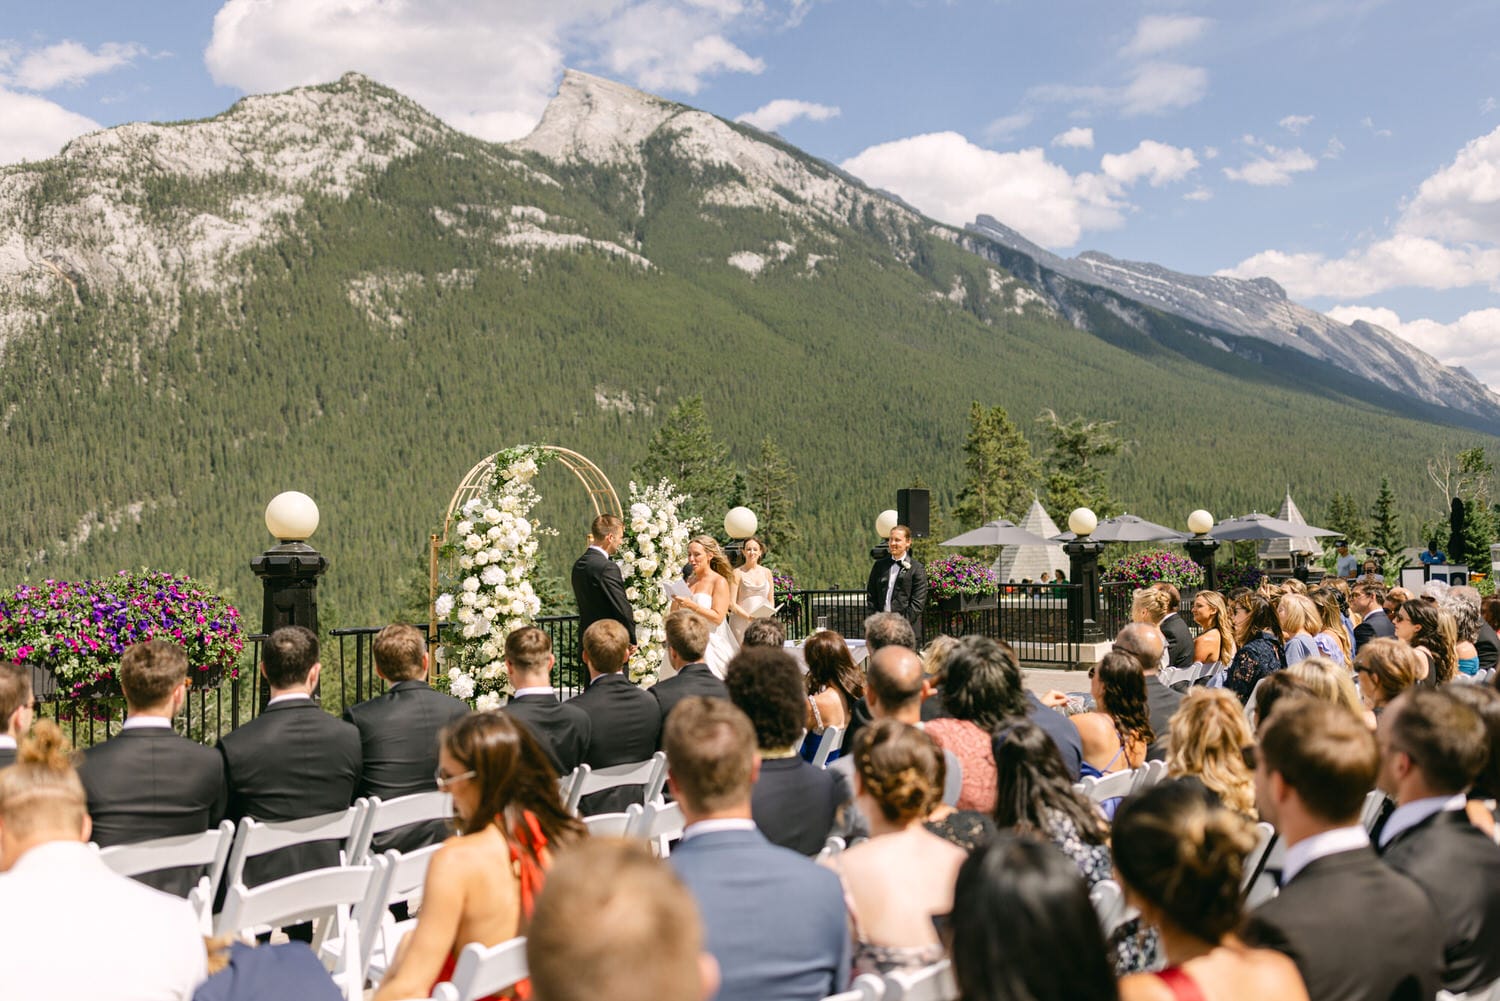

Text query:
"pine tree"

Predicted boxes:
[[744, 436, 802, 569], [1370, 477, 1404, 555], [635, 395, 739, 526], [953, 402, 1039, 527], [1324, 491, 1367, 546], [1036, 409, 1125, 518]]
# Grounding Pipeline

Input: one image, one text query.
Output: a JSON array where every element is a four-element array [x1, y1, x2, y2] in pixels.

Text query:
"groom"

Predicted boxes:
[[572, 514, 637, 649], [865, 525, 928, 634]]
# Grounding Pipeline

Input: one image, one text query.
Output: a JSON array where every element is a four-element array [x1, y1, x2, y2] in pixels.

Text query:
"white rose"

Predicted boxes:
[[485, 548, 502, 563], [475, 692, 501, 712], [464, 534, 484, 551], [474, 550, 490, 565], [625, 586, 640, 601], [483, 507, 502, 524], [449, 673, 475, 699], [458, 555, 474, 570], [462, 577, 480, 592], [479, 661, 504, 680], [463, 498, 483, 514], [482, 565, 505, 586], [487, 525, 503, 540], [638, 558, 658, 576], [456, 607, 475, 623], [483, 605, 498, 619], [434, 594, 455, 617], [479, 640, 499, 660], [456, 520, 474, 536], [460, 591, 477, 606], [516, 520, 531, 539]]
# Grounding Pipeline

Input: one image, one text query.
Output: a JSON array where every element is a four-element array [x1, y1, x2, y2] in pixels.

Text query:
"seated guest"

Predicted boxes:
[[652, 610, 729, 732], [1309, 589, 1352, 667], [1375, 689, 1500, 995], [343, 625, 470, 852], [740, 617, 785, 649], [374, 712, 585, 1001], [665, 697, 849, 1001], [569, 619, 660, 814], [1445, 683, 1500, 838], [79, 639, 226, 895], [1350, 582, 1393, 654], [802, 630, 862, 763], [502, 626, 591, 775], [1249, 671, 1322, 731], [1244, 698, 1443, 1001], [948, 834, 1116, 1001], [0, 720, 206, 999], [528, 839, 719, 1001], [0, 659, 35, 767], [1150, 582, 1195, 672], [1285, 656, 1369, 726], [1166, 688, 1256, 816], [218, 626, 362, 886], [1225, 593, 1286, 704], [1114, 781, 1308, 1001], [925, 636, 1037, 811], [1451, 585, 1500, 671], [918, 633, 956, 722], [1277, 594, 1321, 668], [1113, 622, 1178, 760], [819, 721, 964, 975], [1393, 598, 1457, 686], [1354, 637, 1422, 719], [845, 613, 920, 744], [1131, 587, 1173, 667], [992, 720, 1158, 974], [1069, 652, 1152, 798], [1442, 593, 1485, 677], [725, 647, 848, 854]]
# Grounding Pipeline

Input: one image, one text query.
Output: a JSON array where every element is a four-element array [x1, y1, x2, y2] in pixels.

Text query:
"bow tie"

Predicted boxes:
[[894, 558, 909, 570]]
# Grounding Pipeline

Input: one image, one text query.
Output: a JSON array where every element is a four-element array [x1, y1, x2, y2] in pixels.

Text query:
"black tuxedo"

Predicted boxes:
[[1159, 613, 1194, 671], [1244, 845, 1442, 1001], [572, 547, 636, 645], [651, 663, 729, 733], [342, 680, 470, 853], [217, 698, 362, 886], [1380, 809, 1500, 993], [1477, 621, 1500, 673], [1353, 608, 1396, 653], [503, 691, 592, 776], [569, 673, 661, 813], [1143, 675, 1181, 762], [751, 757, 850, 856], [865, 555, 928, 630], [79, 725, 227, 896]]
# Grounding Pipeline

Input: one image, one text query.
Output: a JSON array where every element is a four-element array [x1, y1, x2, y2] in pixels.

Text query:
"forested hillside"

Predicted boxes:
[[0, 73, 1492, 626]]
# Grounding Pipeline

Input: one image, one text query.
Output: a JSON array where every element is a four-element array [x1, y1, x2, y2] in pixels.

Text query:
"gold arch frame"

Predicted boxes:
[[428, 445, 621, 640]]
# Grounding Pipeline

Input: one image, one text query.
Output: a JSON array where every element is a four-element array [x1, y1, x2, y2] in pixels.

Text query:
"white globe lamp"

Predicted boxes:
[[1067, 507, 1098, 539], [875, 509, 899, 539], [724, 506, 758, 540], [265, 491, 320, 543], [1187, 509, 1215, 536]]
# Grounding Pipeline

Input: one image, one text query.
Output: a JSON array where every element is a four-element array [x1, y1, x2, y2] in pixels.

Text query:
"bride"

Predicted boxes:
[[671, 534, 741, 678]]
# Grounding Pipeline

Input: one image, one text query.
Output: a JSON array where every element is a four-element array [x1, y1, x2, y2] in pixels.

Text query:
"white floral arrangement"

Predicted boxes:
[[433, 444, 552, 709], [617, 478, 699, 687]]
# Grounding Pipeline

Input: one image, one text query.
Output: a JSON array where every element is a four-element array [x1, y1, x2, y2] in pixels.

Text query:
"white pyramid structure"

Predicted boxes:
[[995, 498, 1070, 582], [1258, 491, 1321, 566]]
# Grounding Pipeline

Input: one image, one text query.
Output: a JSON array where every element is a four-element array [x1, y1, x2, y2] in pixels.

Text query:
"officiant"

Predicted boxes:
[[865, 525, 928, 635], [727, 537, 777, 645]]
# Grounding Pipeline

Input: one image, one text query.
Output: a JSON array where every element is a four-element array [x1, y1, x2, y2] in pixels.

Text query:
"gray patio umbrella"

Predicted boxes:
[[941, 518, 1054, 547], [1208, 512, 1341, 542], [1049, 514, 1189, 544]]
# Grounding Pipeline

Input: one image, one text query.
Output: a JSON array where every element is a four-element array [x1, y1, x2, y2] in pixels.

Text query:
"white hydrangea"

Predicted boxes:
[[434, 593, 455, 617], [449, 672, 475, 699], [475, 692, 501, 712]]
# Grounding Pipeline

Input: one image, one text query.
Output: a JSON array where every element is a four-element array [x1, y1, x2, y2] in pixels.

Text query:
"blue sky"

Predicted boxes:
[[4, 0, 1498, 386]]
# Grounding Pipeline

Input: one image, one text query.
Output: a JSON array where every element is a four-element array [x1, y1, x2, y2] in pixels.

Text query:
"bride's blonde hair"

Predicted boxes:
[[690, 535, 736, 587]]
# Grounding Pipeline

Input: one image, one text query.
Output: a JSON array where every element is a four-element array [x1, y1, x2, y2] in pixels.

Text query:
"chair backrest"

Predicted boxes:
[[1244, 676, 1269, 725], [584, 811, 635, 837], [1088, 879, 1132, 939], [558, 767, 580, 807], [1129, 760, 1168, 793], [1240, 821, 1277, 894], [215, 863, 379, 937], [565, 752, 668, 813], [1360, 789, 1391, 833], [98, 819, 236, 902], [820, 973, 886, 1001], [1077, 768, 1137, 805], [812, 726, 844, 768], [354, 847, 439, 972], [223, 804, 368, 890], [349, 791, 453, 862], [431, 936, 529, 1001], [816, 836, 846, 863], [884, 959, 958, 1001]]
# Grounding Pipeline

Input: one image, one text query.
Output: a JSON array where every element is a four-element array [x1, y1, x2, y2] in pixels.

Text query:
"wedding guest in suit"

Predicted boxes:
[[571, 514, 636, 647], [1375, 688, 1500, 994], [1350, 582, 1394, 653], [79, 640, 226, 895], [726, 646, 849, 854], [374, 712, 586, 1001], [740, 617, 786, 649], [845, 613, 920, 746], [1446, 683, 1500, 837], [217, 626, 362, 886], [0, 660, 33, 769], [1114, 622, 1180, 761], [1114, 781, 1308, 1001], [570, 619, 660, 814], [502, 626, 591, 775], [652, 610, 729, 732], [0, 720, 206, 1000], [1478, 594, 1500, 672], [1244, 698, 1442, 1001], [342, 625, 469, 853], [1150, 583, 1195, 672], [528, 839, 720, 1001], [665, 697, 849, 1001], [864, 526, 928, 634]]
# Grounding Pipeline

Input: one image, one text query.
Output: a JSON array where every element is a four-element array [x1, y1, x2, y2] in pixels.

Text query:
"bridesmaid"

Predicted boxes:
[[728, 536, 776, 645]]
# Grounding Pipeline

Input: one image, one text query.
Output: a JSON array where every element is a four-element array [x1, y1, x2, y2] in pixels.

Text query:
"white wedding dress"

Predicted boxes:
[[695, 591, 741, 679]]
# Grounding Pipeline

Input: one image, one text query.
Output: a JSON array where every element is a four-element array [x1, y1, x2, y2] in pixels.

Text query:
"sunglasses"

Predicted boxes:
[[434, 768, 476, 790]]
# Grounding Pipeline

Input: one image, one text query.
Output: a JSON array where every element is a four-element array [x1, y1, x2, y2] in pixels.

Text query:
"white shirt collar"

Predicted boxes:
[[0, 735, 15, 750], [681, 818, 757, 841], [588, 545, 609, 557], [267, 692, 313, 706], [1282, 824, 1370, 885], [1378, 793, 1468, 848], [121, 716, 173, 731], [511, 686, 556, 699]]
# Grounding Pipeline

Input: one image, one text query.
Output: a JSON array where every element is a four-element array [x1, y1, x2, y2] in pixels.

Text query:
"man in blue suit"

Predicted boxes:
[[665, 697, 849, 1001]]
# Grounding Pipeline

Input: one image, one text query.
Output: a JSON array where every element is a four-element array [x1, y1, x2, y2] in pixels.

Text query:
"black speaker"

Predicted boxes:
[[897, 488, 930, 538]]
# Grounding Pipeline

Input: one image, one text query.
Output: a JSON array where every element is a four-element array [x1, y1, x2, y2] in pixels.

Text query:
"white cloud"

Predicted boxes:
[[1326, 305, 1500, 391], [1121, 15, 1210, 58], [1399, 126, 1500, 243], [1362, 115, 1393, 138], [8, 40, 146, 91], [983, 112, 1033, 142], [1323, 136, 1344, 159], [204, 0, 779, 142], [1278, 114, 1314, 135], [1029, 62, 1207, 118], [1222, 142, 1318, 186], [1099, 140, 1199, 187], [1484, 97, 1497, 115], [0, 88, 100, 165], [1052, 126, 1094, 149], [736, 98, 839, 132], [1184, 186, 1213, 201]]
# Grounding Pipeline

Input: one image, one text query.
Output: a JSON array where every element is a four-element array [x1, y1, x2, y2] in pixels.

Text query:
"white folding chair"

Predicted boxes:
[[430, 936, 528, 1001], [812, 725, 844, 768], [1129, 759, 1168, 793], [583, 811, 635, 837], [215, 865, 381, 1001], [1088, 879, 1136, 939], [97, 819, 235, 927], [630, 799, 685, 857], [565, 752, 668, 813], [357, 845, 442, 978], [1361, 789, 1391, 833], [1240, 821, 1277, 896], [816, 836, 846, 863], [1244, 677, 1269, 726], [222, 803, 369, 890], [820, 973, 886, 1001], [350, 791, 453, 863], [557, 767, 580, 807], [1076, 768, 1138, 806], [884, 959, 958, 1001]]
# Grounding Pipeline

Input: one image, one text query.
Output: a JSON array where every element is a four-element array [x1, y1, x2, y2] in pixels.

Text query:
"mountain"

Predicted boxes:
[[0, 71, 1492, 626]]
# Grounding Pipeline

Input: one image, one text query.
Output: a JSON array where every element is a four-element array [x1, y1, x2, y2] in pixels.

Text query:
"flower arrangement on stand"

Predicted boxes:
[[0, 570, 243, 698], [1100, 549, 1205, 589], [926, 555, 1001, 600], [434, 445, 551, 710], [617, 478, 699, 688]]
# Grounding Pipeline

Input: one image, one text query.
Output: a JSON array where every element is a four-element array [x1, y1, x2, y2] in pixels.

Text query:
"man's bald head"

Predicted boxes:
[[1114, 622, 1164, 676], [867, 646, 925, 721]]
